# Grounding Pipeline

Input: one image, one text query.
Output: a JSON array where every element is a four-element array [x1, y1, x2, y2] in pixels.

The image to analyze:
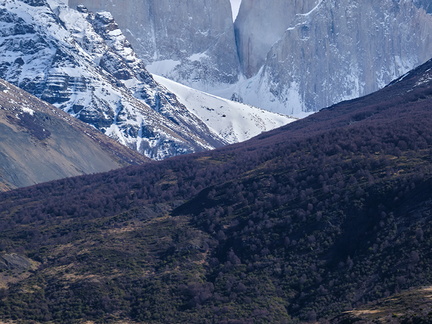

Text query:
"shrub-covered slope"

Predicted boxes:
[[0, 59, 432, 323]]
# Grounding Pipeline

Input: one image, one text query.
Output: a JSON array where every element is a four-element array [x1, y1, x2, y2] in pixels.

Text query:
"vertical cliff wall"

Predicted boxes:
[[234, 0, 432, 114], [234, 0, 319, 78]]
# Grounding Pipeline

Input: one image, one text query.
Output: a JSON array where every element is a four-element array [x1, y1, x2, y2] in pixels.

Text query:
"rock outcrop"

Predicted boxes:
[[0, 254, 33, 271], [414, 0, 432, 13]]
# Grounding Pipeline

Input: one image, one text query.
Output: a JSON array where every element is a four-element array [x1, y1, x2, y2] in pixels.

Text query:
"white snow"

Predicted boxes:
[[230, 0, 242, 21], [185, 69, 314, 118], [21, 107, 35, 115], [153, 74, 296, 144], [297, 0, 324, 17], [415, 68, 432, 87], [188, 52, 209, 62]]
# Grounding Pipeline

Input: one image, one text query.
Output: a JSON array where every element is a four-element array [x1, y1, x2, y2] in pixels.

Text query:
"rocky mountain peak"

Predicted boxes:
[[68, 0, 432, 117], [0, 0, 228, 160]]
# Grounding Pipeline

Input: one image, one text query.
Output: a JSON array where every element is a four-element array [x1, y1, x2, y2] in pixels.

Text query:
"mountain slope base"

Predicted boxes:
[[0, 60, 431, 323]]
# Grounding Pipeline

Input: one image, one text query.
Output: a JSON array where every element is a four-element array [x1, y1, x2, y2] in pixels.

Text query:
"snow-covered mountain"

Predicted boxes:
[[70, 0, 432, 117], [153, 74, 295, 144], [0, 0, 231, 159], [0, 0, 292, 161], [68, 0, 240, 89]]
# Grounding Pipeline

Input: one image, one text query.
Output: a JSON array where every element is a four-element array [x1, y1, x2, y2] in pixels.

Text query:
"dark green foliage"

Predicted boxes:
[[1, 59, 432, 323]]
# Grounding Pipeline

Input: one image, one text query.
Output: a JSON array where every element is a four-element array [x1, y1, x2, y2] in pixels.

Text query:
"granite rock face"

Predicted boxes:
[[68, 0, 240, 88], [234, 0, 432, 114], [67, 0, 432, 117], [234, 0, 318, 78]]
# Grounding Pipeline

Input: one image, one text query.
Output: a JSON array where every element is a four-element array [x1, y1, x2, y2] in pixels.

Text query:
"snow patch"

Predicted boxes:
[[22, 107, 35, 115], [297, 0, 324, 17], [188, 52, 209, 62], [230, 0, 242, 21]]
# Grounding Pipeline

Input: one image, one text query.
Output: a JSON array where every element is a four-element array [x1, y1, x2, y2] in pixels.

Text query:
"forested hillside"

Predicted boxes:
[[0, 59, 432, 323]]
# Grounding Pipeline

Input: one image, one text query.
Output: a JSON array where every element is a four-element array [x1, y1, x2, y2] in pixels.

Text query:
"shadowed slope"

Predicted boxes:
[[0, 59, 431, 322]]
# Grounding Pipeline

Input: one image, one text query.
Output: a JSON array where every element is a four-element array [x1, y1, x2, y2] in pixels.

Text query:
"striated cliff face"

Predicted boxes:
[[233, 0, 432, 115], [65, 0, 432, 117], [68, 0, 240, 88]]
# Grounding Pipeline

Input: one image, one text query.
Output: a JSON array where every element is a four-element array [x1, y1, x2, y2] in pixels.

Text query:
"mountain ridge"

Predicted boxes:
[[0, 0, 291, 160]]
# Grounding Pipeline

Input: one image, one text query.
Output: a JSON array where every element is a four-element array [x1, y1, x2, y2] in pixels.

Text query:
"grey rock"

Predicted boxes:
[[234, 0, 318, 78], [0, 78, 148, 190], [68, 0, 240, 87], [414, 0, 432, 13], [0, 254, 32, 271], [20, 0, 47, 6], [235, 0, 432, 114]]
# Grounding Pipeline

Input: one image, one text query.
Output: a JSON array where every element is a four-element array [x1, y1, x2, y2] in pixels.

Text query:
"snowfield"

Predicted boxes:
[[153, 74, 296, 144]]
